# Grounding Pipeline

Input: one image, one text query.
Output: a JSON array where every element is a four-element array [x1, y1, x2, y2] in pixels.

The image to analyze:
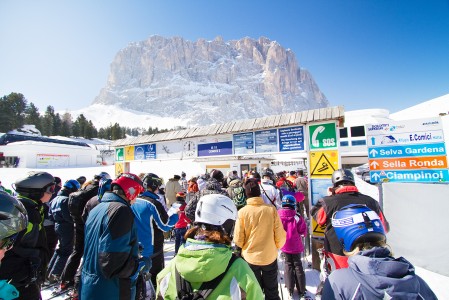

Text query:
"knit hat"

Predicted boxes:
[[244, 178, 261, 198]]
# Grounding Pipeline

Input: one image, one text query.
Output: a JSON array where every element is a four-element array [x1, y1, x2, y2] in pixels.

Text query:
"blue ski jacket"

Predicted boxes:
[[322, 247, 437, 299], [131, 191, 178, 258], [80, 192, 139, 300], [49, 189, 72, 223]]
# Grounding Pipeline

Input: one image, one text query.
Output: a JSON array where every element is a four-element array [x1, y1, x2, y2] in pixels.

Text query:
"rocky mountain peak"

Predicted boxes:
[[93, 35, 329, 126]]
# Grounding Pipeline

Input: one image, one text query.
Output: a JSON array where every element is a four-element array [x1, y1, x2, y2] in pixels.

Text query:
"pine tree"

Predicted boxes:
[[24, 102, 42, 131]]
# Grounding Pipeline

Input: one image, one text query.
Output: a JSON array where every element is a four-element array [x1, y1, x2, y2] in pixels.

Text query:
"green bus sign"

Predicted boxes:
[[308, 122, 337, 150]]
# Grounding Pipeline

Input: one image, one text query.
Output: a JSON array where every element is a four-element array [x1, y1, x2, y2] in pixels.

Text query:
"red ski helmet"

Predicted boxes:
[[112, 173, 144, 201]]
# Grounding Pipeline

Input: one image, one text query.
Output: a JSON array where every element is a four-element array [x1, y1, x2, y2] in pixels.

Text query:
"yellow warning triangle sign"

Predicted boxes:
[[311, 153, 336, 176]]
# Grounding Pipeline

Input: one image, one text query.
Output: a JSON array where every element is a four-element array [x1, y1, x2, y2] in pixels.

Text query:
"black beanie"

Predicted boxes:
[[210, 169, 224, 182], [245, 179, 261, 198]]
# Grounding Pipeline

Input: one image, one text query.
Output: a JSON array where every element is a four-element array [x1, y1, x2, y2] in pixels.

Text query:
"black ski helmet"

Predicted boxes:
[[262, 168, 275, 180], [0, 191, 28, 241], [332, 169, 355, 187], [14, 171, 55, 199], [142, 173, 162, 191]]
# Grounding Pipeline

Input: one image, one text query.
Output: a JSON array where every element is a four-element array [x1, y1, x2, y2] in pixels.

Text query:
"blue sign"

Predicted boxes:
[[144, 144, 156, 159], [255, 129, 278, 153], [370, 169, 449, 183], [368, 142, 447, 159], [198, 141, 233, 157], [233, 132, 254, 155], [279, 126, 305, 152]]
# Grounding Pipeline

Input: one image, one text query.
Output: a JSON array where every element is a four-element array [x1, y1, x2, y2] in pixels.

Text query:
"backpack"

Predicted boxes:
[[175, 255, 238, 300], [68, 185, 98, 222], [227, 181, 246, 209]]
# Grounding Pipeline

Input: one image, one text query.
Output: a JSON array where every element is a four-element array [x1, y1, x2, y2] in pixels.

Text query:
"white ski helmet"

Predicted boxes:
[[195, 194, 238, 236]]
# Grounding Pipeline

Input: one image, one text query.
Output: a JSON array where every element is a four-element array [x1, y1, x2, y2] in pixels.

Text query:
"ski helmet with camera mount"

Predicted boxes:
[[332, 204, 386, 252]]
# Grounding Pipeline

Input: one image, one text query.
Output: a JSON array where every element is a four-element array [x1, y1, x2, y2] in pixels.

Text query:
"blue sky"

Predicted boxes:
[[1, 0, 448, 114]]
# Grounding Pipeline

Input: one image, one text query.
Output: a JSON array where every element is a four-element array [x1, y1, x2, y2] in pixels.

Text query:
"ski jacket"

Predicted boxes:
[[174, 201, 190, 229], [278, 208, 307, 254], [139, 191, 170, 257], [259, 179, 281, 209], [49, 189, 72, 224], [68, 182, 99, 224], [131, 194, 178, 258], [295, 176, 309, 197], [0, 195, 49, 287], [322, 247, 437, 300], [185, 178, 229, 222], [156, 239, 263, 299], [311, 186, 390, 256], [165, 178, 182, 207], [80, 192, 139, 300], [234, 196, 286, 266]]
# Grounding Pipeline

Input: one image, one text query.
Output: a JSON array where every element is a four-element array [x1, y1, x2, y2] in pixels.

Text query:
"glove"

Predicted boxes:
[[0, 280, 19, 300], [130, 258, 151, 281]]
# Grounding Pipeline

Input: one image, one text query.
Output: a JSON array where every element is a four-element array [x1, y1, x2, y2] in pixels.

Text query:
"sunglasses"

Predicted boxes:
[[43, 183, 56, 194], [0, 234, 18, 251]]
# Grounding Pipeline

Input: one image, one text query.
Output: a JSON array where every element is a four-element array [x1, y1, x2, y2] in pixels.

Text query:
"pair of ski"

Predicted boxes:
[[46, 286, 75, 300]]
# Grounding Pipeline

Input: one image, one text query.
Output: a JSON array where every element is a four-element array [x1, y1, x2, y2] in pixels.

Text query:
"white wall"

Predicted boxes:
[[382, 182, 449, 276]]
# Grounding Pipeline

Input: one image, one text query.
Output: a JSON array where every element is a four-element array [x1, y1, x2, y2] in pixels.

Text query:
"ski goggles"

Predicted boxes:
[[0, 233, 18, 251], [43, 183, 56, 194]]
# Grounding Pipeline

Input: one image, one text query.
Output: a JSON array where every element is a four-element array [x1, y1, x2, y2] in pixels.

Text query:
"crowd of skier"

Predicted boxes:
[[0, 167, 437, 299]]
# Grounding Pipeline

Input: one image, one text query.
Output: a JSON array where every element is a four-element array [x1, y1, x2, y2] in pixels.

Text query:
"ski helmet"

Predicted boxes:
[[94, 172, 111, 181], [262, 168, 275, 179], [142, 173, 162, 191], [0, 191, 28, 245], [111, 173, 144, 201], [76, 176, 87, 186], [195, 194, 238, 236], [14, 171, 55, 199], [281, 194, 296, 209], [209, 169, 224, 182], [63, 179, 81, 192], [331, 169, 355, 187], [98, 178, 113, 200], [332, 204, 386, 252]]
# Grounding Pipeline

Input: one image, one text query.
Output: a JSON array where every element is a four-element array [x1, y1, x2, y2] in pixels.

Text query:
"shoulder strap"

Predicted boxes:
[[197, 254, 238, 298], [175, 266, 193, 299], [260, 183, 276, 207], [175, 254, 238, 299]]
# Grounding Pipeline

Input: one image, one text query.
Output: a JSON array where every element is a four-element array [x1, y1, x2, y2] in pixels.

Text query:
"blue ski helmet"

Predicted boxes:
[[63, 179, 81, 192], [332, 204, 386, 252], [94, 172, 111, 181], [98, 178, 112, 201], [281, 194, 296, 208]]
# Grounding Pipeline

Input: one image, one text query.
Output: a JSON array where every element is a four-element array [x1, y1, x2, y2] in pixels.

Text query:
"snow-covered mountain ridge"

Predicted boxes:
[[85, 35, 328, 127]]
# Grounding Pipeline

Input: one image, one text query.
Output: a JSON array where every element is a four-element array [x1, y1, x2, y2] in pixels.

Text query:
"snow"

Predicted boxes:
[[65, 104, 190, 130], [390, 93, 449, 120]]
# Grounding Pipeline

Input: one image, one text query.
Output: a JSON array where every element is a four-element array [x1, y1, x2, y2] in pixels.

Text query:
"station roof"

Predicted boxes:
[[110, 106, 345, 147]]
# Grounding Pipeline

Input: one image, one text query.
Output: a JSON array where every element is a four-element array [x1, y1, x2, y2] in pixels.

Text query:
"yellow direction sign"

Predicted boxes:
[[310, 150, 339, 178], [311, 218, 326, 238], [115, 162, 124, 177]]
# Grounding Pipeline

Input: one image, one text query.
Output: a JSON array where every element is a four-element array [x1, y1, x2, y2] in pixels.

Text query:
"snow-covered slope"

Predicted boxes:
[[390, 93, 449, 120], [69, 103, 189, 130]]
